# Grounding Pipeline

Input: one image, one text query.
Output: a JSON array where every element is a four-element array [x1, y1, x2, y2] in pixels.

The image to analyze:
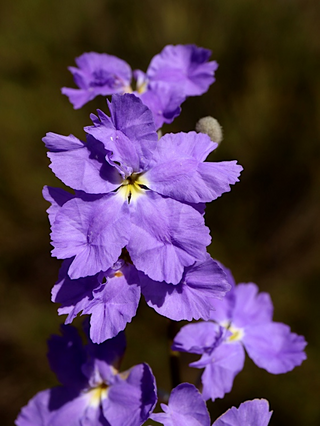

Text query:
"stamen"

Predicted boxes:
[[117, 173, 149, 203], [88, 383, 109, 407]]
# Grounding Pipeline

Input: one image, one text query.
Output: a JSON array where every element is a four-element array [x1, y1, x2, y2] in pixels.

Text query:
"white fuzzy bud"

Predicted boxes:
[[196, 116, 223, 145]]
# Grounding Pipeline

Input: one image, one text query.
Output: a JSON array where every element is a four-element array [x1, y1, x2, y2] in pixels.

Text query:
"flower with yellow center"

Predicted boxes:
[[118, 173, 149, 203]]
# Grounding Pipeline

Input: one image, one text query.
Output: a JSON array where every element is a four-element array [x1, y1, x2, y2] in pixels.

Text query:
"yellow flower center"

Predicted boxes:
[[227, 325, 244, 342], [88, 383, 109, 407], [136, 81, 148, 94], [118, 173, 149, 203], [221, 321, 244, 342]]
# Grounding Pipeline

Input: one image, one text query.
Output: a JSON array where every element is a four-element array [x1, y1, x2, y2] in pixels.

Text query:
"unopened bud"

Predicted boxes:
[[195, 116, 223, 145]]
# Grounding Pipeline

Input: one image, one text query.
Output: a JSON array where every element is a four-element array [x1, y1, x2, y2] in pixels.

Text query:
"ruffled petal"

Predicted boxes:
[[15, 389, 52, 426], [150, 383, 210, 426], [243, 322, 307, 374], [231, 283, 274, 328], [83, 264, 141, 343], [144, 132, 242, 203], [199, 342, 245, 401], [146, 44, 218, 96], [61, 87, 97, 109], [151, 130, 216, 163], [172, 321, 223, 355], [16, 386, 108, 426], [141, 256, 230, 321], [62, 52, 132, 109], [50, 193, 131, 279], [212, 399, 272, 426], [84, 331, 126, 381], [85, 94, 158, 173], [44, 133, 121, 193], [127, 191, 210, 284], [47, 325, 88, 389], [102, 363, 157, 426], [51, 258, 100, 324], [42, 186, 74, 227], [49, 391, 105, 426], [138, 81, 184, 129]]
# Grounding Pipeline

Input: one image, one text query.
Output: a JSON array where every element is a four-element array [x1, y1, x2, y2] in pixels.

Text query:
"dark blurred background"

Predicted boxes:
[[0, 0, 319, 424]]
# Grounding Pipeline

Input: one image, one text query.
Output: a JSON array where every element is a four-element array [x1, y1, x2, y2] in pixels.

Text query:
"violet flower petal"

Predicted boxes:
[[42, 186, 74, 227], [61, 87, 99, 110], [62, 52, 132, 109], [210, 282, 273, 328], [73, 52, 131, 90], [83, 265, 141, 343], [141, 256, 230, 321], [44, 132, 122, 194], [150, 383, 210, 426], [85, 94, 158, 173], [84, 331, 126, 381], [102, 363, 157, 426], [138, 81, 184, 129], [15, 386, 85, 426], [127, 191, 211, 284], [198, 342, 245, 401], [48, 392, 106, 426], [145, 132, 242, 204], [51, 259, 100, 325], [208, 263, 236, 324], [231, 283, 274, 328], [15, 389, 52, 426], [50, 193, 131, 279], [15, 386, 108, 426], [212, 399, 272, 426], [52, 261, 140, 343], [47, 325, 88, 389], [146, 44, 218, 97], [151, 129, 216, 163], [172, 321, 223, 355], [243, 322, 307, 374]]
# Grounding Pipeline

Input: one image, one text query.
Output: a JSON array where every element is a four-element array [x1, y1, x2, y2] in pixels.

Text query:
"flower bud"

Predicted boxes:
[[196, 116, 223, 145]]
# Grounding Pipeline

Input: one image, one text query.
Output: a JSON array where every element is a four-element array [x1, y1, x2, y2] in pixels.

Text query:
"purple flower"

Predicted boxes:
[[51, 257, 141, 344], [52, 251, 231, 344], [62, 45, 218, 129], [140, 254, 231, 322], [150, 383, 211, 426], [142, 44, 218, 97], [212, 399, 272, 426], [150, 385, 272, 426], [44, 94, 242, 283], [15, 325, 157, 426], [172, 266, 307, 401], [61, 52, 132, 109]]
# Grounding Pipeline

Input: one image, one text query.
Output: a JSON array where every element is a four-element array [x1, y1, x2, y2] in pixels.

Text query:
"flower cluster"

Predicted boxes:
[[16, 324, 272, 426], [61, 44, 218, 129], [16, 44, 306, 426], [151, 383, 273, 426], [16, 323, 157, 426], [172, 265, 307, 401], [43, 89, 242, 341]]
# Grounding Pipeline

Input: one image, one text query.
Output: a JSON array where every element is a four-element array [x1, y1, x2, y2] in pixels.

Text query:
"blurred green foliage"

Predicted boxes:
[[0, 0, 319, 424]]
